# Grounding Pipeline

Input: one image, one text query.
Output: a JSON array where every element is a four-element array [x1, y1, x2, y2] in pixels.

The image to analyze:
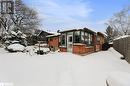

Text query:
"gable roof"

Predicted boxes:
[[97, 32, 106, 37], [35, 29, 53, 36]]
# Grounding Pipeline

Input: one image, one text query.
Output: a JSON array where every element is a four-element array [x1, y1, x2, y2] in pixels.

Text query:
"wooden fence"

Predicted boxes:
[[113, 37, 130, 63]]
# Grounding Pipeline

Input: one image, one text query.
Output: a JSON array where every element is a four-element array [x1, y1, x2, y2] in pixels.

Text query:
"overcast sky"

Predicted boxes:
[[23, 0, 130, 33]]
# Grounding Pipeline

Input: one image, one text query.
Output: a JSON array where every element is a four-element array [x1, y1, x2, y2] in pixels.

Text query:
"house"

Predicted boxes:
[[95, 32, 106, 51], [46, 33, 60, 51], [36, 30, 53, 43], [59, 28, 97, 54], [46, 28, 106, 55], [25, 29, 53, 45]]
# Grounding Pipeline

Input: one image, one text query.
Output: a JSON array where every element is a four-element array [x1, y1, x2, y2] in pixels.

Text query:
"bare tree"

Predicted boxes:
[[107, 6, 130, 35], [11, 0, 40, 34], [0, 0, 39, 36], [0, 15, 13, 35]]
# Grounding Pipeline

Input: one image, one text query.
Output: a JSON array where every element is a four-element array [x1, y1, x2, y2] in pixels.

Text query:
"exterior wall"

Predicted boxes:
[[92, 34, 97, 52], [96, 34, 105, 51], [99, 36, 105, 50], [113, 37, 130, 63], [73, 44, 86, 54], [60, 47, 67, 52], [73, 44, 94, 54], [48, 36, 59, 51], [85, 47, 94, 53], [95, 44, 101, 51]]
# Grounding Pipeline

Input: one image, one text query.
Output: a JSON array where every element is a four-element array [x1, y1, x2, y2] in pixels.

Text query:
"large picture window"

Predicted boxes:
[[84, 32, 93, 46], [74, 31, 81, 43]]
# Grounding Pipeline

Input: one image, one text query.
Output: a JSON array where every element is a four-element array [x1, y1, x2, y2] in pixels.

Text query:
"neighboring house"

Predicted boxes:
[[46, 28, 106, 55], [26, 29, 53, 45], [36, 30, 53, 43], [95, 32, 106, 51], [46, 33, 60, 51]]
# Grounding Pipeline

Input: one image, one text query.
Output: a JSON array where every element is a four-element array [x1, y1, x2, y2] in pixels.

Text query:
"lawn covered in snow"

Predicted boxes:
[[0, 48, 130, 86]]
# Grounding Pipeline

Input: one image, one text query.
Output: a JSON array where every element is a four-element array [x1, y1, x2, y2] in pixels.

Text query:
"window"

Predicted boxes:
[[84, 32, 93, 46], [90, 34, 93, 44], [69, 36, 72, 42], [1, 1, 14, 14], [84, 32, 89, 45], [81, 31, 84, 43], [74, 31, 81, 43], [88, 34, 91, 45], [60, 34, 66, 46], [88, 34, 93, 46]]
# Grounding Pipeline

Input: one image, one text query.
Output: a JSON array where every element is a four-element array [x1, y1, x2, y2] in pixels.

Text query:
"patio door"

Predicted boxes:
[[67, 34, 73, 52]]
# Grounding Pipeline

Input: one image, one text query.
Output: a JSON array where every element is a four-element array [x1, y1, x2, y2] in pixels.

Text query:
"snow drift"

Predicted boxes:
[[108, 47, 124, 58], [7, 44, 25, 52], [107, 72, 130, 86]]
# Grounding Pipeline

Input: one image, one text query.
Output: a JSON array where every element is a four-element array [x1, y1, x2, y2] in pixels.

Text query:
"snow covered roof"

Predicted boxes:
[[97, 32, 106, 37], [114, 35, 130, 40], [46, 33, 60, 38], [35, 30, 53, 36]]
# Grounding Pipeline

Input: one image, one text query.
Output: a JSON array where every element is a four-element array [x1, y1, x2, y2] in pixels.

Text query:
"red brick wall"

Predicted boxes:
[[73, 44, 94, 54], [73, 44, 86, 54], [85, 47, 94, 53], [60, 47, 67, 52], [48, 37, 59, 50]]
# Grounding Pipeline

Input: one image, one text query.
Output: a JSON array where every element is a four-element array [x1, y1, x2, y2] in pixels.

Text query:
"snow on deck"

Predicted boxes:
[[0, 48, 130, 86]]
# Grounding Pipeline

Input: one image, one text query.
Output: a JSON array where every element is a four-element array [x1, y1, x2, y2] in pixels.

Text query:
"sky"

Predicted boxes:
[[23, 0, 130, 33]]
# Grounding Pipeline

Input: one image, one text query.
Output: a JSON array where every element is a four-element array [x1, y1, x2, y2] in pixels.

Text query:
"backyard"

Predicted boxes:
[[0, 47, 130, 86]]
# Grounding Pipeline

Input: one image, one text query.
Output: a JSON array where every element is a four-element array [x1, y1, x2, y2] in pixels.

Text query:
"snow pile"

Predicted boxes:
[[34, 47, 50, 52], [35, 43, 48, 47], [108, 47, 124, 58], [7, 44, 25, 52], [107, 72, 130, 86], [43, 48, 50, 52], [25, 46, 50, 55]]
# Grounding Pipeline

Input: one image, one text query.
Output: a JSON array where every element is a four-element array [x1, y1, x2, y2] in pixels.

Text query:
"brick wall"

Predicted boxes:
[[73, 44, 86, 54], [73, 44, 94, 54], [48, 37, 59, 50], [60, 47, 67, 52]]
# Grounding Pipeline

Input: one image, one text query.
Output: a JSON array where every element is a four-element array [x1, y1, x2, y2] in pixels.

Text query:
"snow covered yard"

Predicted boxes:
[[0, 48, 130, 86]]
